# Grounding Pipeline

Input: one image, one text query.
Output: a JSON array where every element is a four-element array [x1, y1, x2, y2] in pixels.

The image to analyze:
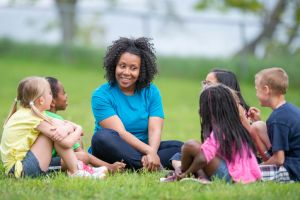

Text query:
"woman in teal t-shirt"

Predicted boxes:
[[90, 37, 183, 171]]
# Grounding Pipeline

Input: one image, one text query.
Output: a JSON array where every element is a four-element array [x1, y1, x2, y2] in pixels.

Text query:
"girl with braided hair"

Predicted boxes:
[[177, 84, 262, 183]]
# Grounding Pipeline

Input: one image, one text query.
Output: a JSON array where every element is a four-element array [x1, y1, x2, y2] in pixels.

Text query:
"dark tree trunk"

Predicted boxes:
[[55, 0, 77, 47], [237, 0, 287, 55]]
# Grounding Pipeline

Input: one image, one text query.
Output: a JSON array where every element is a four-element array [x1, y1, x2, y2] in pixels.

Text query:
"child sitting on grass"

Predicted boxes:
[[0, 76, 107, 178], [175, 84, 262, 183], [168, 69, 268, 180], [46, 77, 125, 173], [250, 67, 300, 182]]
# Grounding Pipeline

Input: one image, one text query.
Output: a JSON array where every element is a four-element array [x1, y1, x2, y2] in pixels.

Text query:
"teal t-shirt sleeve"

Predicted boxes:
[[149, 85, 164, 118], [91, 86, 117, 124]]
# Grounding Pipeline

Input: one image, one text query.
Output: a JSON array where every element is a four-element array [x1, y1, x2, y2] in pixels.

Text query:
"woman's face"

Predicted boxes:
[[202, 72, 218, 88], [115, 52, 141, 94]]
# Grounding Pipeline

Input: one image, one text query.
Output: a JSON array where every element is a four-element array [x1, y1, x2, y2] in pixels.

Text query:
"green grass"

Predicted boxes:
[[1, 44, 300, 199]]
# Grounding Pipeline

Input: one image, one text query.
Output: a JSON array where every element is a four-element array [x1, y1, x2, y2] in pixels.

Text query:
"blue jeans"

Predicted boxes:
[[210, 159, 232, 182], [91, 128, 183, 170]]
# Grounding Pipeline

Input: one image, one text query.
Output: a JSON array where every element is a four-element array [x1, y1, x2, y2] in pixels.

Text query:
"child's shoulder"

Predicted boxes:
[[269, 102, 300, 122], [274, 102, 300, 114]]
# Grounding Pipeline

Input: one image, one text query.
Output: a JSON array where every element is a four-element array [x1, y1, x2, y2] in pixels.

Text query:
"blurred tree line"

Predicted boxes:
[[6, 0, 300, 57]]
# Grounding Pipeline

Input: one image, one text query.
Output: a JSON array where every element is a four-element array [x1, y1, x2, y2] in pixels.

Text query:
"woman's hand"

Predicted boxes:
[[142, 151, 161, 171]]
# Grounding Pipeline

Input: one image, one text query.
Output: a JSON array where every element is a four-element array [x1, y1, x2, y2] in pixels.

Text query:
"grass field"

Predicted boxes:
[[1, 45, 300, 199]]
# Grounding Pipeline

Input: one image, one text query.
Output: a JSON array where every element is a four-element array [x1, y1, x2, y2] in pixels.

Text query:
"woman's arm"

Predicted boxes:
[[142, 117, 163, 170], [148, 117, 163, 152]]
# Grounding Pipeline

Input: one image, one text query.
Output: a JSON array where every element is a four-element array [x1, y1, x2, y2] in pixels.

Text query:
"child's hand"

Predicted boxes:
[[176, 172, 187, 180], [247, 107, 261, 121], [109, 161, 126, 173], [50, 127, 65, 142], [174, 167, 182, 177]]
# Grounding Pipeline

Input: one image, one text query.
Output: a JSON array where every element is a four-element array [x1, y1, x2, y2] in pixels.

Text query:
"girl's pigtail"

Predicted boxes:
[[3, 98, 18, 126], [29, 101, 53, 125]]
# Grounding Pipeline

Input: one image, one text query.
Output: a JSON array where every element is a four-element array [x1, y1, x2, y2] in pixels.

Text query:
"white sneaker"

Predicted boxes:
[[68, 169, 93, 178], [93, 166, 108, 174], [77, 161, 107, 179], [92, 166, 108, 179]]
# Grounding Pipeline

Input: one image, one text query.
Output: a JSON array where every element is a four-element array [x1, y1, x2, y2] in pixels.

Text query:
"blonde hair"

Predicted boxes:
[[255, 67, 289, 95], [4, 76, 53, 125]]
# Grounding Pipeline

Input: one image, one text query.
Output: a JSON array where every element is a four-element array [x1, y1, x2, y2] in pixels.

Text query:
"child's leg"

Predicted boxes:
[[54, 143, 78, 174], [172, 160, 182, 175], [74, 147, 111, 168], [30, 134, 54, 171], [251, 121, 271, 161], [59, 151, 89, 171], [252, 121, 271, 149], [181, 140, 202, 175]]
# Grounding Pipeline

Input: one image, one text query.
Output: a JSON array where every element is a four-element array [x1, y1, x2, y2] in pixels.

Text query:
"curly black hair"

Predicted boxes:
[[103, 37, 158, 91]]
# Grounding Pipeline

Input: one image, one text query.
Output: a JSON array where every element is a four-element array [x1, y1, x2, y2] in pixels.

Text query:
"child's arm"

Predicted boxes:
[[56, 124, 83, 149], [36, 120, 83, 148], [263, 150, 284, 166], [88, 154, 126, 172], [36, 121, 67, 142]]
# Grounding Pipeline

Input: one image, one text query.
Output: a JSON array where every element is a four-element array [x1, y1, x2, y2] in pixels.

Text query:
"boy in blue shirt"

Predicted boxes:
[[248, 67, 300, 182]]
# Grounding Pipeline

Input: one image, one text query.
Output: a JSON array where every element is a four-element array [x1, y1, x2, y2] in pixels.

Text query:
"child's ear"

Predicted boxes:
[[50, 99, 56, 108], [263, 85, 270, 94], [38, 97, 45, 106]]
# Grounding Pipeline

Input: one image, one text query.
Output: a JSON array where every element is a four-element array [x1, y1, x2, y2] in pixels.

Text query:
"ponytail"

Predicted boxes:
[[3, 98, 18, 126], [29, 101, 53, 125], [6, 76, 53, 126]]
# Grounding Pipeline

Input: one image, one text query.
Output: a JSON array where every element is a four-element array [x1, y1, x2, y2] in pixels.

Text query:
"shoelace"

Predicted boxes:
[[78, 161, 95, 174]]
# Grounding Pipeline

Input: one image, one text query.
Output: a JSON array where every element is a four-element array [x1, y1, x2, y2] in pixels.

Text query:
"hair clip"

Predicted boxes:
[[29, 101, 34, 106]]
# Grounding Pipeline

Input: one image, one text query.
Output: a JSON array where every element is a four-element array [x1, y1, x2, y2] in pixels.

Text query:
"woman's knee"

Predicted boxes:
[[92, 128, 117, 146]]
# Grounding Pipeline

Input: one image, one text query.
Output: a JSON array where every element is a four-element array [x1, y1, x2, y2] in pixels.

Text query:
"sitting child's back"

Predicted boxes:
[[267, 102, 300, 180]]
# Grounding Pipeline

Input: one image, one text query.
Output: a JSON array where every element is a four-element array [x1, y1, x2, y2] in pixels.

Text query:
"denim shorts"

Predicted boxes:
[[210, 159, 232, 183], [9, 151, 62, 178]]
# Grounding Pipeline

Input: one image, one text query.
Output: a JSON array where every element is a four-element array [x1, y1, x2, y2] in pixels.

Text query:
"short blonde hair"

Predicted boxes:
[[255, 67, 289, 95]]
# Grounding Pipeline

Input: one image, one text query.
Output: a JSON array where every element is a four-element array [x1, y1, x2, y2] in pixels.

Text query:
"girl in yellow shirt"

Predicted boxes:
[[1, 76, 107, 178]]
